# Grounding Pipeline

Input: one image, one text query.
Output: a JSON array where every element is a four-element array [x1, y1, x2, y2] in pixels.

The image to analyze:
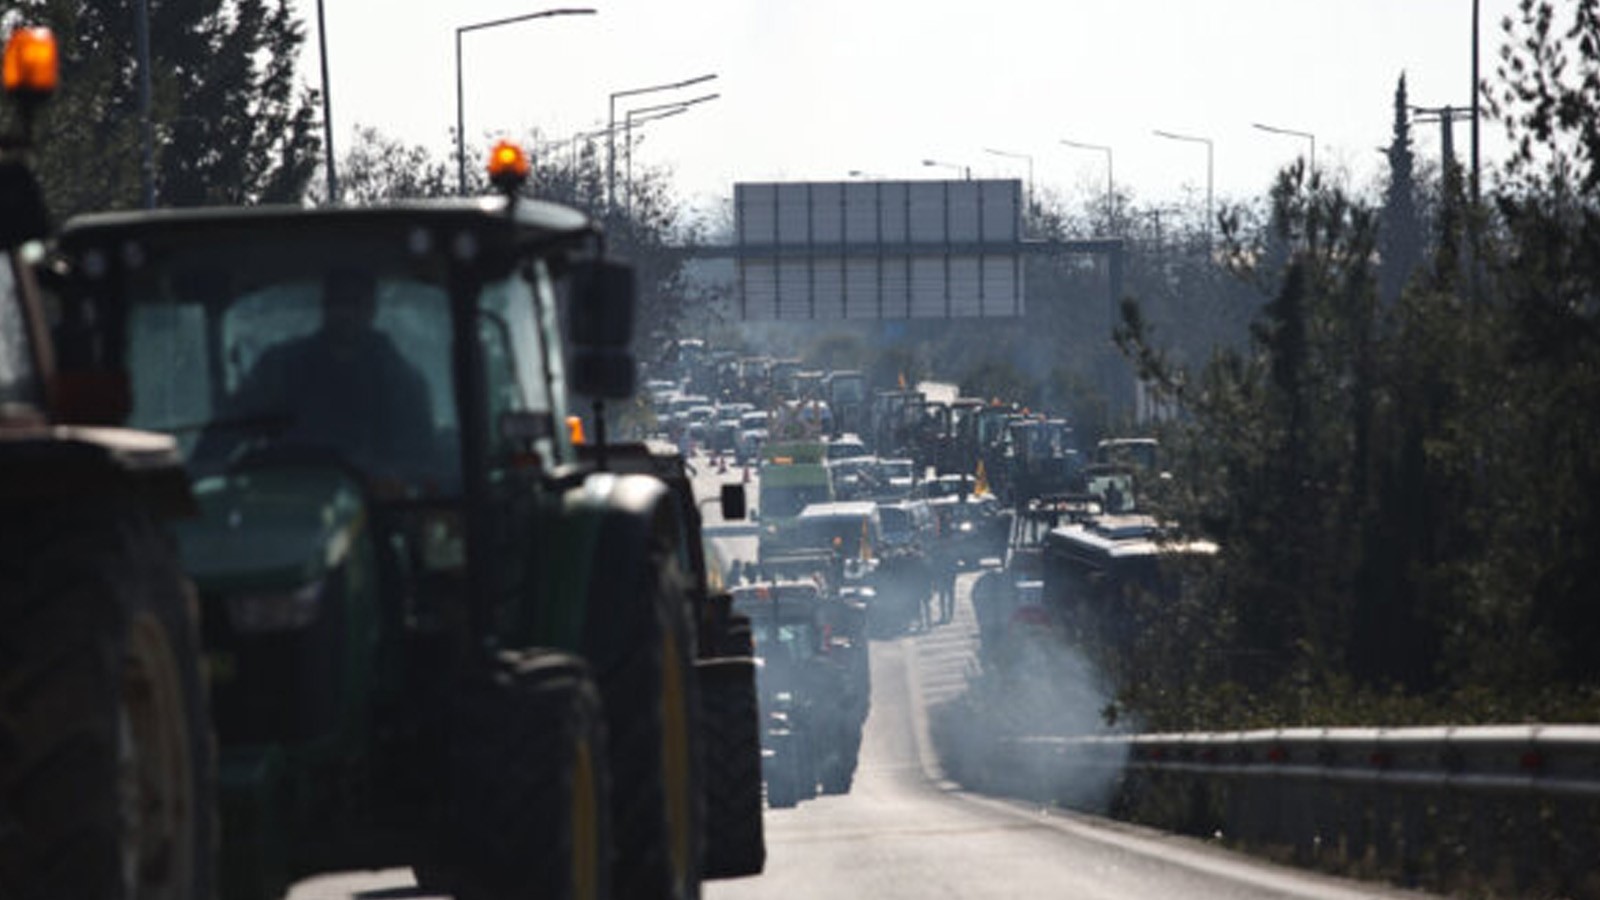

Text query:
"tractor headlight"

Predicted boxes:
[[226, 578, 327, 633]]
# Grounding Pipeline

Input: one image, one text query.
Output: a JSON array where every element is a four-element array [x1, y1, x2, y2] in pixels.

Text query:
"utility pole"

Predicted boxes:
[[1471, 0, 1481, 205], [316, 0, 337, 203], [1412, 104, 1472, 177]]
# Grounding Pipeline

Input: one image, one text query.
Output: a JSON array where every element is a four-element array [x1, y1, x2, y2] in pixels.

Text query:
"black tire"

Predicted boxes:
[[596, 551, 703, 900], [0, 498, 216, 900], [722, 612, 754, 659], [763, 740, 801, 810], [437, 649, 611, 900], [696, 658, 765, 879], [819, 759, 853, 796], [816, 712, 856, 796]]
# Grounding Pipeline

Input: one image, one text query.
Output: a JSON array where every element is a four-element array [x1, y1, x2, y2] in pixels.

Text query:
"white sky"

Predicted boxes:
[[303, 0, 1522, 217]]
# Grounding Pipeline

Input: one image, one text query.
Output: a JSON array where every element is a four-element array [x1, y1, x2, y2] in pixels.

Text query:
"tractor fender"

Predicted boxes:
[[547, 471, 695, 675], [0, 424, 195, 517]]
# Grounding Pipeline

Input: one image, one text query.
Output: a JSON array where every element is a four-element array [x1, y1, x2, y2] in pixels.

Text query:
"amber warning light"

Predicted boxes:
[[3, 27, 58, 96], [487, 139, 530, 192]]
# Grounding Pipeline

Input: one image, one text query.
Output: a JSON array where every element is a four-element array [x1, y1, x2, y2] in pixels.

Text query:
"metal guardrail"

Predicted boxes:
[[965, 725, 1600, 897], [1000, 724, 1600, 799]]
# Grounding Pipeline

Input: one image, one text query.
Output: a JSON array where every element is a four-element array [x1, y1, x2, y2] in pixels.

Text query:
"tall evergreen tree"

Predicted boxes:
[[1379, 73, 1424, 304]]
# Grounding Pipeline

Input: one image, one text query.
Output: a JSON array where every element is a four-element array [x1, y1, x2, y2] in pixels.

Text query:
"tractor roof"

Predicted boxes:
[[59, 196, 598, 256]]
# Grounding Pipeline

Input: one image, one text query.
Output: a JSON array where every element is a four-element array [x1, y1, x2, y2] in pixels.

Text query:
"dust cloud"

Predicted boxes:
[[929, 630, 1131, 814]]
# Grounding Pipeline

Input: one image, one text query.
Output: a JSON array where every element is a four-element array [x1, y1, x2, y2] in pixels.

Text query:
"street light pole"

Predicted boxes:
[[983, 147, 1034, 212], [316, 0, 338, 203], [455, 7, 595, 196], [921, 159, 971, 180], [607, 73, 718, 213], [1252, 121, 1315, 173], [623, 93, 718, 217], [1060, 138, 1114, 232], [1471, 0, 1481, 205], [1153, 129, 1214, 245]]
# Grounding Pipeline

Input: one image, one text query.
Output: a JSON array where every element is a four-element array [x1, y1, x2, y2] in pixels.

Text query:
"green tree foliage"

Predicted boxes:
[[1469, 0, 1600, 688], [1379, 73, 1425, 304], [527, 134, 706, 371], [334, 125, 454, 204], [1112, 0, 1600, 727], [8, 0, 321, 216]]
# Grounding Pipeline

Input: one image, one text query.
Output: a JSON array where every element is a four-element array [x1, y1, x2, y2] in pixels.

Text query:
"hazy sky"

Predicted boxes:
[[303, 0, 1520, 216]]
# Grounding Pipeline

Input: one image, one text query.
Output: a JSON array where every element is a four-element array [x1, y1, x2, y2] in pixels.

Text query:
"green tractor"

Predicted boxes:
[[0, 27, 216, 900], [49, 145, 742, 898]]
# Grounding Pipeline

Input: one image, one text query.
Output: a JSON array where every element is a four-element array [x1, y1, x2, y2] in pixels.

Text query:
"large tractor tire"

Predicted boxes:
[[436, 649, 610, 900], [695, 657, 765, 879], [0, 499, 216, 900], [597, 555, 704, 900]]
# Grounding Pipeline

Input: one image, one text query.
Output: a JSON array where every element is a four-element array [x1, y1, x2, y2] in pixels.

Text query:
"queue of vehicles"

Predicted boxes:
[[651, 336, 1205, 743]]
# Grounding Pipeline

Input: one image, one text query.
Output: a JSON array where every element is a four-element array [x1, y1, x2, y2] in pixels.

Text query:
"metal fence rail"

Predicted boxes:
[[1003, 724, 1600, 798], [966, 725, 1600, 897]]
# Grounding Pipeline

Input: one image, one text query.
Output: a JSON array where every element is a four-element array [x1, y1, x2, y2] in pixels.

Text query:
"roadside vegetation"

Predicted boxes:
[[1112, 0, 1600, 732]]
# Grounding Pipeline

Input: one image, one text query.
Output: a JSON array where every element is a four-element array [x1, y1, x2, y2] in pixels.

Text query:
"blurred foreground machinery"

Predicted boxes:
[[0, 28, 216, 900], [47, 140, 759, 899], [584, 439, 765, 879]]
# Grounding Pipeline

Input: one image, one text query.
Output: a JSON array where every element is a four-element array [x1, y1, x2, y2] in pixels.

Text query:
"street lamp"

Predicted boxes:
[[455, 7, 595, 195], [921, 159, 971, 180], [315, 0, 337, 203], [984, 147, 1034, 211], [608, 73, 718, 212], [1060, 138, 1114, 232], [1153, 129, 1214, 245], [1252, 122, 1315, 173], [623, 93, 720, 216]]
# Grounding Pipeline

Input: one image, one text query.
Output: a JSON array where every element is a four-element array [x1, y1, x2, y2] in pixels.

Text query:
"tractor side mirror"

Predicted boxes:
[[569, 347, 635, 399], [568, 259, 634, 349]]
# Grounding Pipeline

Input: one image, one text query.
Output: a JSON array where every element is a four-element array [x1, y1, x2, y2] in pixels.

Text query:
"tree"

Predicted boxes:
[[1379, 73, 1425, 304], [333, 125, 454, 204], [525, 132, 706, 373], [1106, 0, 1600, 729], [9, 0, 321, 216]]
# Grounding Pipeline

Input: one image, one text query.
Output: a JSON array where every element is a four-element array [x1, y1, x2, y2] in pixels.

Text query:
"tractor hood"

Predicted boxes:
[[175, 467, 366, 594]]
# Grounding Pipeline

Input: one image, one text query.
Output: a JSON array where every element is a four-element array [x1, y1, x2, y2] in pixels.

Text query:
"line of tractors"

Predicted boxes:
[[1, 28, 762, 900]]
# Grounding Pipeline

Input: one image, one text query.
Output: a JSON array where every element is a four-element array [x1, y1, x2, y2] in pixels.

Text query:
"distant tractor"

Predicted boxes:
[[823, 369, 867, 437]]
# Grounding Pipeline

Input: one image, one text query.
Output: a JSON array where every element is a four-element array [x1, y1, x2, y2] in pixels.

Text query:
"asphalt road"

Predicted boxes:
[[285, 452, 1431, 900], [707, 578, 1432, 900]]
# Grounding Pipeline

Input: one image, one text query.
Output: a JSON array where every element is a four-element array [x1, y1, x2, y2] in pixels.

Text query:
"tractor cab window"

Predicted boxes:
[[118, 236, 461, 496], [477, 264, 559, 471]]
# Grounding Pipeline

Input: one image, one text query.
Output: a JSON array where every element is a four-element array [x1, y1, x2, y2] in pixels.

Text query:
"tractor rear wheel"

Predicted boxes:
[[696, 657, 764, 878], [0, 499, 216, 900], [439, 650, 610, 900], [599, 558, 703, 900]]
